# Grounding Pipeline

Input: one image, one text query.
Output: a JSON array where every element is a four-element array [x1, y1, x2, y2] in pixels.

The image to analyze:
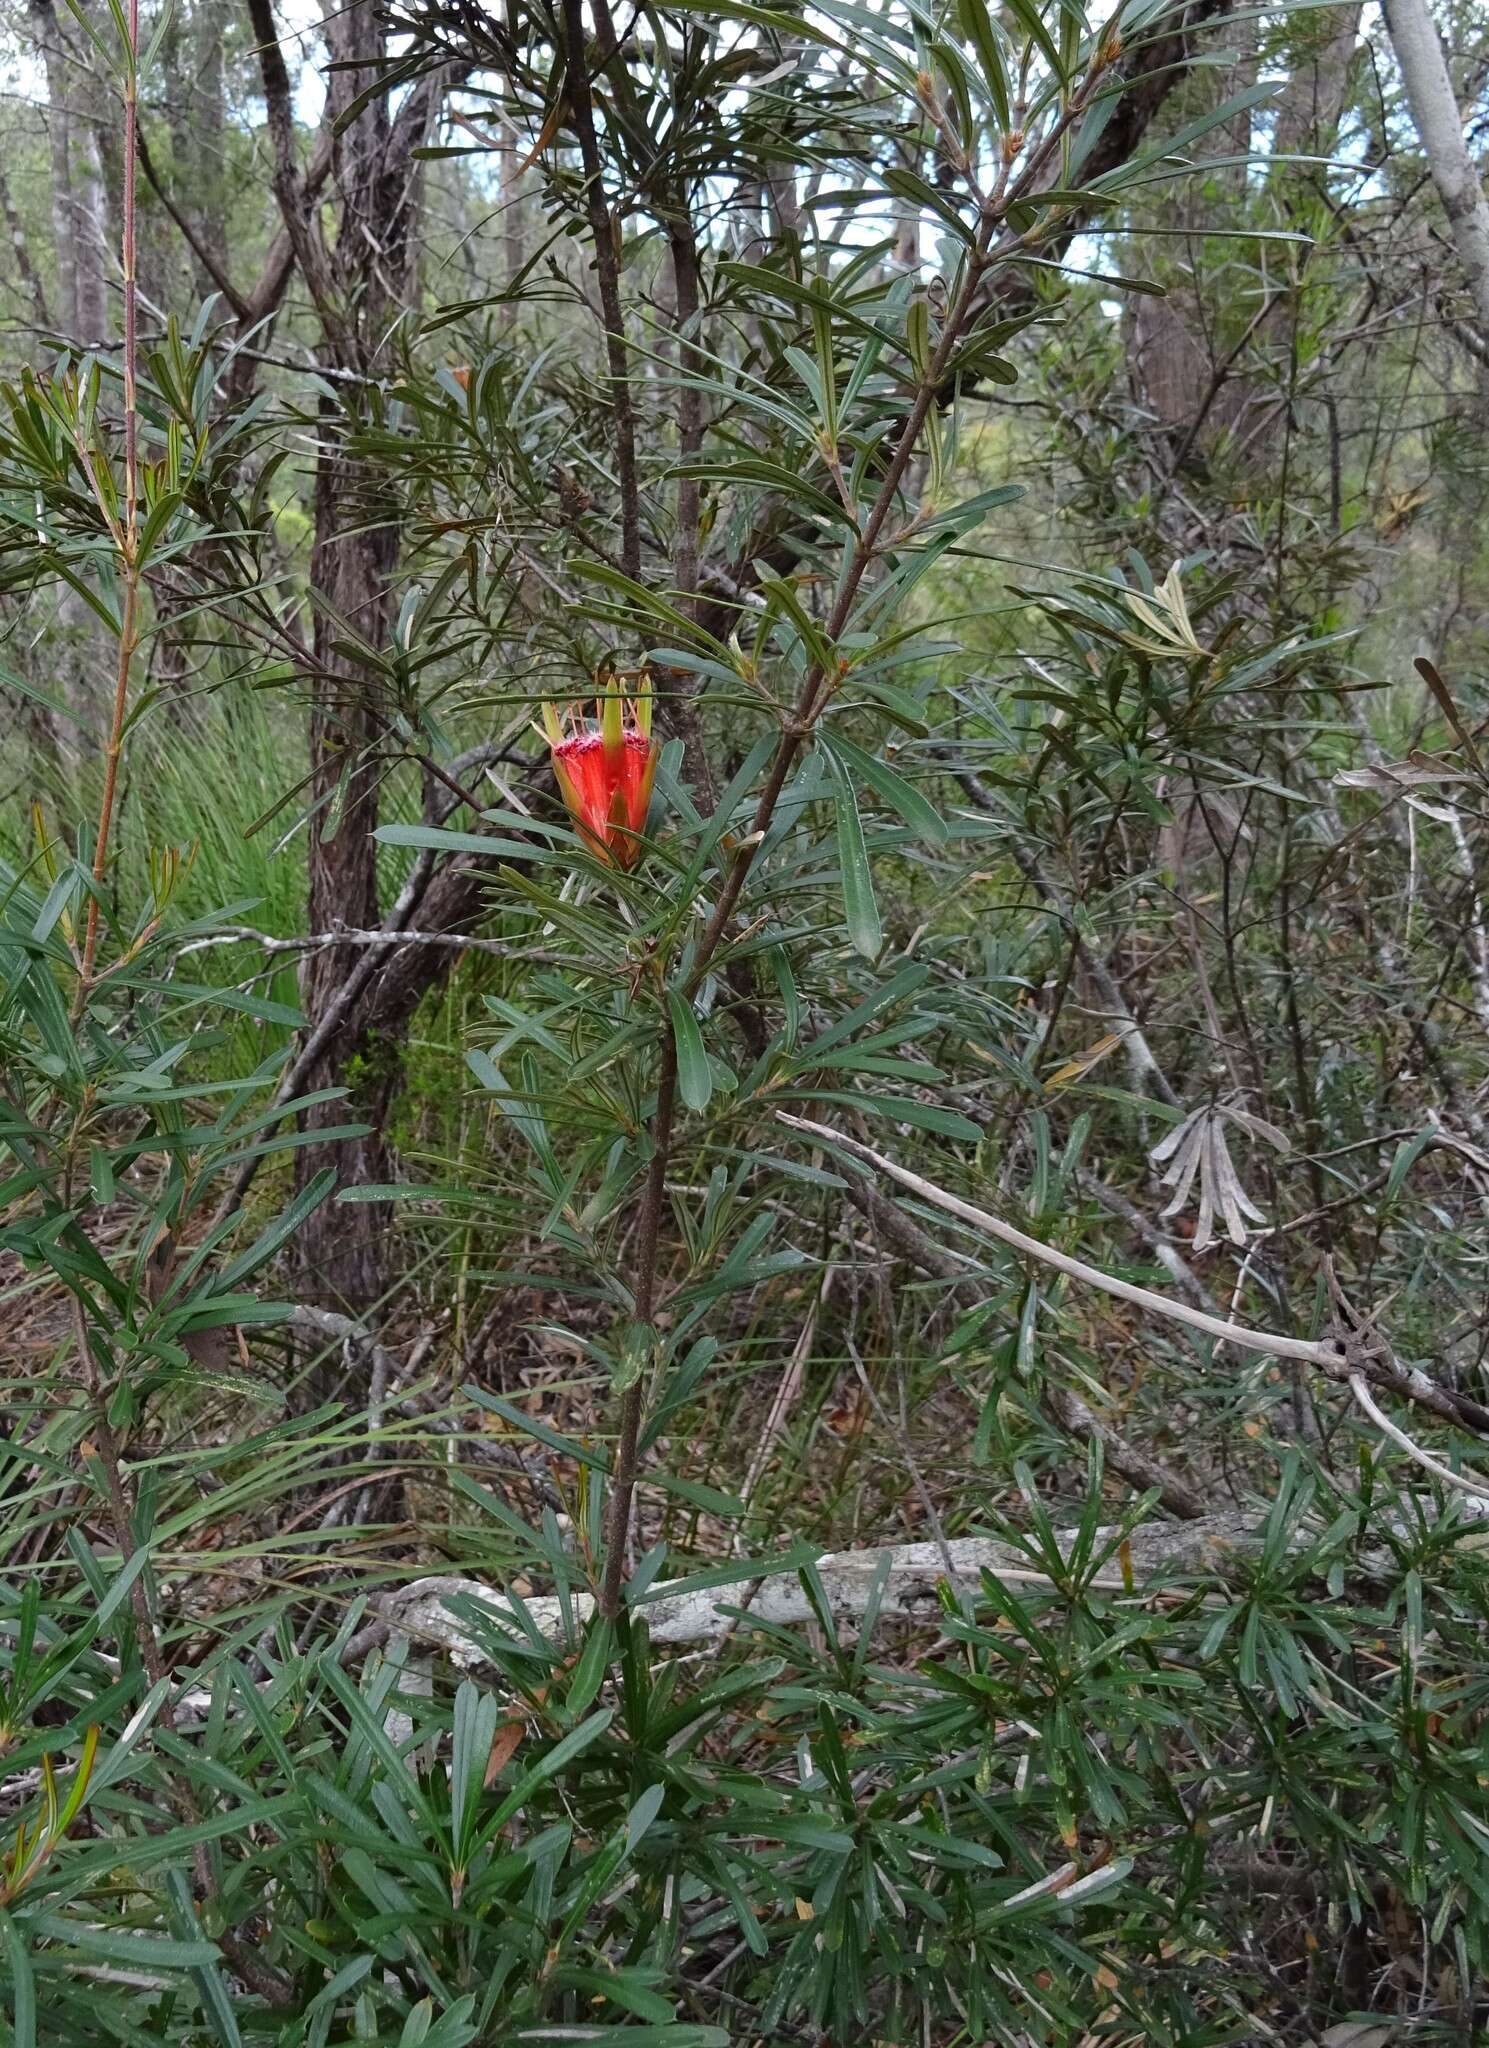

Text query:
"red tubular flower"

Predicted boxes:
[[540, 678, 657, 870]]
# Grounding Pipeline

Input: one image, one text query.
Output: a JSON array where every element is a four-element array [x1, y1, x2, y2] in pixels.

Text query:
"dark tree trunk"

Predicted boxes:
[[291, 424, 400, 1308], [259, 0, 445, 1309]]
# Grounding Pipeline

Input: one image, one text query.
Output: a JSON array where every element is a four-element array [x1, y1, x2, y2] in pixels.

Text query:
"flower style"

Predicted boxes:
[[541, 677, 658, 869]]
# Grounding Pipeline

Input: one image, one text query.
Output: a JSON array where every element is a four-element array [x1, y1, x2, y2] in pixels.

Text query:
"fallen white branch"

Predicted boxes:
[[775, 1112, 1489, 1484], [777, 1113, 1328, 1367], [30, 1505, 1483, 1745], [178, 924, 561, 962], [375, 1493, 1486, 1673], [384, 1518, 1270, 1669], [1349, 1374, 1489, 1502], [27, 1519, 1258, 1743]]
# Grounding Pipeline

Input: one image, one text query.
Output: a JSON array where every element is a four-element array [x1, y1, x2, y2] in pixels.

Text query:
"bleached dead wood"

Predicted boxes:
[[382, 1516, 1270, 1668], [775, 1112, 1489, 1474], [1383, 0, 1489, 336], [371, 1497, 1486, 1674]]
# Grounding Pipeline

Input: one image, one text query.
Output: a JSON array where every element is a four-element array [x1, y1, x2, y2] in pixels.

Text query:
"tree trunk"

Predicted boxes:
[[292, 424, 400, 1309], [29, 0, 77, 339], [267, 0, 444, 1310], [1126, 2, 1254, 438], [1382, 0, 1489, 335], [1271, 3, 1363, 162], [1130, 3, 1364, 469], [0, 165, 50, 327], [71, 83, 108, 346], [495, 78, 527, 308]]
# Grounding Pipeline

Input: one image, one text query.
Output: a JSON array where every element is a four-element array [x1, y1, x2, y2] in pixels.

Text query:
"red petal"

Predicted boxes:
[[553, 726, 657, 867]]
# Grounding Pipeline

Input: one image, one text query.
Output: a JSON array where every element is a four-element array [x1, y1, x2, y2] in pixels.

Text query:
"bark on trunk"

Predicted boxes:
[[1271, 3, 1363, 163], [1130, 2, 1365, 473], [269, 0, 445, 1310], [1127, 3, 1254, 438], [292, 429, 399, 1309]]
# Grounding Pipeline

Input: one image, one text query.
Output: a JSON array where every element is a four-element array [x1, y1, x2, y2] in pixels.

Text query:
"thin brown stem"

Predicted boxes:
[[74, 1, 141, 1007], [121, 0, 138, 546], [74, 576, 139, 1008], [561, 0, 641, 584], [686, 204, 1002, 974]]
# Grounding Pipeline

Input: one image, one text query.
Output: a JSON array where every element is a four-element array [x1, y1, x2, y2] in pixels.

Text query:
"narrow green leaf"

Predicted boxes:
[[0, 1913, 35, 2048], [668, 990, 712, 1112], [374, 822, 539, 860], [1385, 1126, 1436, 1202], [216, 1169, 335, 1291], [480, 1707, 616, 1838], [957, 0, 1011, 129], [164, 1870, 243, 2048], [25, 1916, 222, 1967], [823, 734, 948, 844], [825, 750, 882, 958]]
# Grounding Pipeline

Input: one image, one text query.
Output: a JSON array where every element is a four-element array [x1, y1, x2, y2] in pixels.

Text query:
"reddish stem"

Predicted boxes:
[[74, 0, 141, 1007]]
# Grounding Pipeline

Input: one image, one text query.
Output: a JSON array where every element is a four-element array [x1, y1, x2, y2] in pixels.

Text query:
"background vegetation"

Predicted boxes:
[[3, 0, 1489, 2039]]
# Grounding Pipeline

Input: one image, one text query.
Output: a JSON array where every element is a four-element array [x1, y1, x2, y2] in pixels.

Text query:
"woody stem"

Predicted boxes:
[[73, 0, 141, 1014], [598, 69, 1106, 1618]]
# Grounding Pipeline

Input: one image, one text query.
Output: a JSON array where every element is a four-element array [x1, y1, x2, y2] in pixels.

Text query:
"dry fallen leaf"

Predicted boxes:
[[484, 1718, 526, 1787], [1335, 755, 1475, 792], [1045, 1030, 1123, 1089], [1149, 1097, 1289, 1250]]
